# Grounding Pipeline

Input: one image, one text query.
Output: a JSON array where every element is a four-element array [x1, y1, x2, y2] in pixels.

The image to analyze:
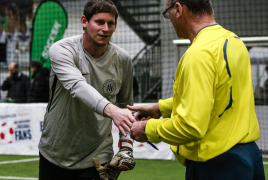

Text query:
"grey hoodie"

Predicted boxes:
[[38, 34, 133, 169]]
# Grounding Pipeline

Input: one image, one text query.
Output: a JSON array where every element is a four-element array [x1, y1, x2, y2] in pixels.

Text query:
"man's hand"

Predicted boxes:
[[127, 103, 161, 121], [109, 140, 136, 171], [104, 104, 136, 136], [130, 121, 148, 142], [93, 158, 121, 180]]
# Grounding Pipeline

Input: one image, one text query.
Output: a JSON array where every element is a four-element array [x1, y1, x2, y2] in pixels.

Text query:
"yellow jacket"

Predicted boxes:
[[145, 25, 260, 165]]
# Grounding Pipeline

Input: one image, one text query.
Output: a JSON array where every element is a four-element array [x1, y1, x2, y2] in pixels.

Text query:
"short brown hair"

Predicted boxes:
[[83, 0, 119, 22]]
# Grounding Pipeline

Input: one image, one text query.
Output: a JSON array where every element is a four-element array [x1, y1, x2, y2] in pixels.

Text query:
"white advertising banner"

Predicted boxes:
[[0, 103, 45, 155], [0, 103, 175, 160], [2, 103, 266, 159]]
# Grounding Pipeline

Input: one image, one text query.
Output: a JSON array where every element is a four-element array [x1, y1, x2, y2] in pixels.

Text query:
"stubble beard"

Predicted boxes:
[[87, 31, 110, 47]]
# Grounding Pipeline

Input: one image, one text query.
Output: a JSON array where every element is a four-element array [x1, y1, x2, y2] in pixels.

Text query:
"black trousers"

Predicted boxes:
[[39, 152, 102, 180], [186, 142, 265, 180]]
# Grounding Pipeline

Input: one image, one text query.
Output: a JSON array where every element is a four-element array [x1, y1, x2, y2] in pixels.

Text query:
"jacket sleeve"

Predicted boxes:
[[159, 98, 173, 118], [145, 48, 215, 145], [49, 41, 110, 115]]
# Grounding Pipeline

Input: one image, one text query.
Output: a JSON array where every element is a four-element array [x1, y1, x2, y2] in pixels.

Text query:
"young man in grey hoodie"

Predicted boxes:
[[39, 1, 136, 179]]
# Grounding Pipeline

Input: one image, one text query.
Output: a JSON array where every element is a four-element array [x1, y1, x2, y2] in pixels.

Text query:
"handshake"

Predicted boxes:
[[93, 140, 136, 180], [98, 103, 161, 179], [103, 103, 161, 141]]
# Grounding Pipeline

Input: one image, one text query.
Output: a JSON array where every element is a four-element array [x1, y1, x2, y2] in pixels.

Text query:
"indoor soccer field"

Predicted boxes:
[[0, 0, 268, 180], [0, 155, 267, 180]]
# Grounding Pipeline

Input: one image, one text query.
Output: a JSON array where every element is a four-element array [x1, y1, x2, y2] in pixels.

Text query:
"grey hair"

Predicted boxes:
[[165, 0, 213, 15]]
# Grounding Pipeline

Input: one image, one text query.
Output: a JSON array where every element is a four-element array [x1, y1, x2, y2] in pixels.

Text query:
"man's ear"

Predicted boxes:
[[174, 2, 183, 18], [81, 15, 87, 29]]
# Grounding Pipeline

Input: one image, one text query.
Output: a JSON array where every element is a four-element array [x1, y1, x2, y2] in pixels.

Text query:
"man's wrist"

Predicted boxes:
[[103, 103, 114, 117], [153, 102, 162, 118]]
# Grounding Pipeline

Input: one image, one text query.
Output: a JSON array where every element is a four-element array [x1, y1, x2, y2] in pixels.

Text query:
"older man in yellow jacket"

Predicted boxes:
[[128, 0, 265, 180]]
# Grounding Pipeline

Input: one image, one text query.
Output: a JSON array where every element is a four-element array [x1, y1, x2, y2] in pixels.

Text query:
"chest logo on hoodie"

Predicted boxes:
[[103, 79, 116, 95]]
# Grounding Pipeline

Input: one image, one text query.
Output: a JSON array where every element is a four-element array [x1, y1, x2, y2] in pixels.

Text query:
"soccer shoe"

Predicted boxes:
[[109, 140, 136, 171]]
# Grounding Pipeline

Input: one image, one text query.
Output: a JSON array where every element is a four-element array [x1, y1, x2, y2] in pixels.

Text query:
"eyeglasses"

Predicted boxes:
[[162, 1, 186, 19]]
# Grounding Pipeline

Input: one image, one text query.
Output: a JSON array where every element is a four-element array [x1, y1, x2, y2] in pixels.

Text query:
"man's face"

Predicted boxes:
[[30, 66, 37, 73], [82, 13, 117, 46], [8, 65, 18, 76]]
